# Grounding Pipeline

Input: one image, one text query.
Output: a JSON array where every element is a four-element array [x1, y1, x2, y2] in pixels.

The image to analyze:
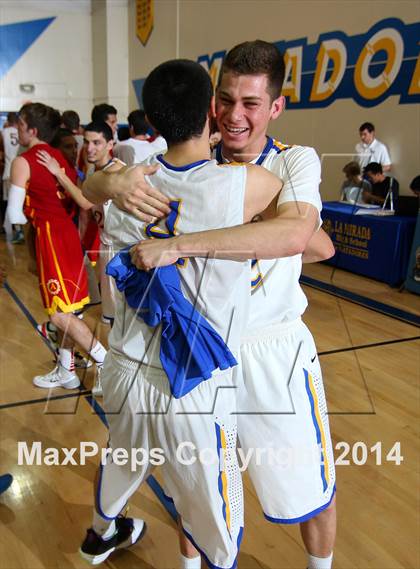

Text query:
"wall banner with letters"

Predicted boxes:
[[197, 18, 420, 109]]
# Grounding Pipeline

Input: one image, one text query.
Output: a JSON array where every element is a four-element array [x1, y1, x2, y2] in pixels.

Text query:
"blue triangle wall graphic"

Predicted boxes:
[[0, 17, 56, 80], [132, 78, 146, 108]]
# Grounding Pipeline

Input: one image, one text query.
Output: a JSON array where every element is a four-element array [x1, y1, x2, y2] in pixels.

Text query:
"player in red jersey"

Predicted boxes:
[[6, 103, 107, 389]]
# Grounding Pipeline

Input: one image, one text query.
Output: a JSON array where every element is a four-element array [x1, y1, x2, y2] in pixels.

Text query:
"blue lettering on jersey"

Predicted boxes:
[[146, 199, 187, 267]]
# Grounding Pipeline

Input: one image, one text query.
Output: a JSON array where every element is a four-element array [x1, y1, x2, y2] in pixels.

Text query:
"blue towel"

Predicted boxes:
[[106, 248, 237, 398]]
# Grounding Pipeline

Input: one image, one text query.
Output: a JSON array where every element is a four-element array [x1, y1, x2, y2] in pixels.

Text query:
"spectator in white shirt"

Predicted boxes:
[[355, 122, 391, 172], [149, 132, 168, 155], [114, 110, 156, 166]]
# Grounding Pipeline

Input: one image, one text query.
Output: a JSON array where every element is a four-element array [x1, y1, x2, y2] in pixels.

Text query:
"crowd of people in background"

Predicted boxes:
[[0, 108, 417, 395], [0, 102, 169, 395], [0, 107, 418, 399]]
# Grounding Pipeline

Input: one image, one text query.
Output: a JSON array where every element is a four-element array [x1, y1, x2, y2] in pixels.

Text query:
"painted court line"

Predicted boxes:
[[300, 275, 420, 327]]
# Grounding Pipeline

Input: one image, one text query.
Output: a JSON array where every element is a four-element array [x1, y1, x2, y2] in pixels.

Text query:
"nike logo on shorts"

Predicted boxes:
[[311, 355, 317, 363]]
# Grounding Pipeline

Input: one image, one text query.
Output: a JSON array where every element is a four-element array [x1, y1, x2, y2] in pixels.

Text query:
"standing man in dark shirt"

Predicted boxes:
[[363, 162, 399, 209]]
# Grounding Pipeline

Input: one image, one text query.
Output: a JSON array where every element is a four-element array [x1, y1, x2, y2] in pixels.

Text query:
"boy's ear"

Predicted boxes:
[[209, 95, 216, 119], [270, 95, 285, 120]]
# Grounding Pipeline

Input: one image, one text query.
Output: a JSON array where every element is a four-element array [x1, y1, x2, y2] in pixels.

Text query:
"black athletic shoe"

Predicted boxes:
[[79, 516, 146, 565]]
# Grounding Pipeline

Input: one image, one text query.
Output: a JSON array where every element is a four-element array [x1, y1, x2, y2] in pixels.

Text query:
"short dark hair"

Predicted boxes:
[[359, 122, 375, 133], [91, 103, 118, 123], [19, 102, 61, 143], [51, 128, 75, 148], [409, 175, 420, 192], [343, 161, 361, 178], [364, 162, 382, 175], [219, 40, 285, 101], [61, 110, 80, 131], [7, 112, 18, 125], [84, 121, 113, 142], [143, 59, 213, 145], [117, 125, 130, 142], [127, 109, 149, 136]]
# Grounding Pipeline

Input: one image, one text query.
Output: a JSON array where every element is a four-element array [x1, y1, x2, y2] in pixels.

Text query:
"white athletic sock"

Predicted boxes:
[[92, 511, 116, 540], [89, 341, 107, 365], [180, 553, 201, 569], [58, 348, 74, 372], [308, 552, 333, 569]]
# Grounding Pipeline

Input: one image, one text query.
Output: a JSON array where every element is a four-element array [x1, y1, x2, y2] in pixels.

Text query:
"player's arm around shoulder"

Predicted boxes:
[[82, 160, 170, 222], [35, 149, 93, 211]]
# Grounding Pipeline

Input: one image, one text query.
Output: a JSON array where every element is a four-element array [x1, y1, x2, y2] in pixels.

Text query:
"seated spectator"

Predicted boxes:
[[340, 161, 370, 203], [114, 110, 155, 165], [363, 162, 399, 209], [355, 122, 391, 172]]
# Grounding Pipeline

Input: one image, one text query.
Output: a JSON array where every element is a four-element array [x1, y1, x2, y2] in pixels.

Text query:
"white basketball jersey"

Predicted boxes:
[[90, 158, 124, 246], [91, 200, 112, 245], [216, 137, 322, 330], [105, 154, 250, 366], [114, 138, 158, 166], [2, 126, 19, 180]]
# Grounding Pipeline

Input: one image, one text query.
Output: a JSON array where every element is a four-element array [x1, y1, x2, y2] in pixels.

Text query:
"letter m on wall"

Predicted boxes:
[[198, 50, 226, 89]]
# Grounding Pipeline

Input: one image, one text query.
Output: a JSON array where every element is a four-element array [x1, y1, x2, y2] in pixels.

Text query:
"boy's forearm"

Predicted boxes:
[[173, 216, 315, 261], [302, 229, 335, 264], [55, 171, 93, 210]]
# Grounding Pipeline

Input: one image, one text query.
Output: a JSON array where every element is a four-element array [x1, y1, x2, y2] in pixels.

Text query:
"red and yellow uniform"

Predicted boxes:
[[22, 143, 89, 315]]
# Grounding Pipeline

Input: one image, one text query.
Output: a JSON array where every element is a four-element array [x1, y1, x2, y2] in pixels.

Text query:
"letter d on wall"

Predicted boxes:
[[310, 39, 347, 101]]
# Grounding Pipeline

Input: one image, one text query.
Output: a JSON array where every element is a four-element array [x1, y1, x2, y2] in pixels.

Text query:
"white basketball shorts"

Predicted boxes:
[[237, 318, 336, 523], [97, 351, 244, 569]]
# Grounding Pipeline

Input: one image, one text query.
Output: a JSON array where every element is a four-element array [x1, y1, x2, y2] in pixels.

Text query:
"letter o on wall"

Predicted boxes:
[[354, 28, 404, 100]]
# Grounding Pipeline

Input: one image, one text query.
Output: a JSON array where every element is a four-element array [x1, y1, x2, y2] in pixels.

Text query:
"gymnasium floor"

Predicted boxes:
[[0, 240, 419, 569]]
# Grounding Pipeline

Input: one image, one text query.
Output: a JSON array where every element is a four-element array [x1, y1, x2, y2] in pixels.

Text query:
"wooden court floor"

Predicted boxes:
[[0, 241, 419, 569]]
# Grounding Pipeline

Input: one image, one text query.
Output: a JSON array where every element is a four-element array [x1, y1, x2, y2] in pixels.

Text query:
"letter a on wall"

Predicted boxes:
[[136, 0, 154, 46]]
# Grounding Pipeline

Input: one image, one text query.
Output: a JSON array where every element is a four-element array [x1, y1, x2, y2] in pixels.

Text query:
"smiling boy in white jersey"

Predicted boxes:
[[213, 44, 336, 569]]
